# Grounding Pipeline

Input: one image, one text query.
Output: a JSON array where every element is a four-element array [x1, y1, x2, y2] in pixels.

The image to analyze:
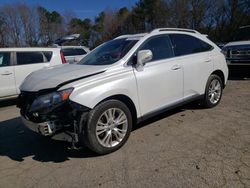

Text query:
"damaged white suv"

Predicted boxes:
[[18, 28, 228, 154]]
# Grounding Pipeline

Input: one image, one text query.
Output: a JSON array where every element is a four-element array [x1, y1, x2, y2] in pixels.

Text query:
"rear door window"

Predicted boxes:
[[169, 34, 213, 56], [0, 52, 11, 67], [16, 52, 44, 65]]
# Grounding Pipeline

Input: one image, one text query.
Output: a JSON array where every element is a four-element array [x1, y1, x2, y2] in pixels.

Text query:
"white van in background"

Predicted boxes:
[[0, 48, 66, 100]]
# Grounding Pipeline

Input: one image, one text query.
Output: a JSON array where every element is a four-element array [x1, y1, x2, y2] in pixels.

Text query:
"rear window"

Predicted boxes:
[[75, 48, 87, 55], [62, 48, 87, 56], [0, 52, 11, 67], [17, 52, 44, 65], [169, 34, 213, 56]]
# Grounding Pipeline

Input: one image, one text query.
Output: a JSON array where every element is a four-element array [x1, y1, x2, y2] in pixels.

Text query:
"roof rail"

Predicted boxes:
[[115, 33, 147, 39], [239, 25, 250, 29], [151, 28, 200, 34]]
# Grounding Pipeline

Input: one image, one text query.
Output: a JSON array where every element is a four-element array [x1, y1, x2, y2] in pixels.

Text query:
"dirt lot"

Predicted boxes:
[[0, 73, 250, 187]]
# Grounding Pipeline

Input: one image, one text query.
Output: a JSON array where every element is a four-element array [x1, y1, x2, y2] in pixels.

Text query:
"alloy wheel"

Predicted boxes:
[[208, 79, 222, 104], [95, 108, 128, 148]]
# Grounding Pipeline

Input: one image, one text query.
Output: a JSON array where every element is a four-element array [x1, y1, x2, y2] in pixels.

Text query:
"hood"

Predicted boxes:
[[224, 40, 250, 48], [20, 64, 107, 92]]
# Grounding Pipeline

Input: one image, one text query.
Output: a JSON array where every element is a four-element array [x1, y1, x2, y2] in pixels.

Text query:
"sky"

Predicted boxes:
[[0, 0, 138, 20]]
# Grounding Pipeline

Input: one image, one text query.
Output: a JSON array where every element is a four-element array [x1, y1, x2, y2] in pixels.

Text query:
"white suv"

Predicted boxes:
[[0, 48, 66, 100], [18, 28, 228, 154]]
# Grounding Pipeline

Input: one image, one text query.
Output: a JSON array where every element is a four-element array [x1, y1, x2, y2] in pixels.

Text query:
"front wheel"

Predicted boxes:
[[80, 100, 132, 155], [202, 74, 223, 108]]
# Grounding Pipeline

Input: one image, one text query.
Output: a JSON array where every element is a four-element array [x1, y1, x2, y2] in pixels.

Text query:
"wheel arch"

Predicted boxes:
[[96, 94, 138, 125], [211, 70, 225, 88]]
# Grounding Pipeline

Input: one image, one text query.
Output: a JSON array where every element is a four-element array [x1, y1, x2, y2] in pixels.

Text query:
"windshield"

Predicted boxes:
[[79, 38, 138, 65], [232, 26, 250, 41]]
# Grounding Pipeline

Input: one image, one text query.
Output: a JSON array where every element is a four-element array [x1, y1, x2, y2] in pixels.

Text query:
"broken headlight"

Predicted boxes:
[[30, 88, 74, 113]]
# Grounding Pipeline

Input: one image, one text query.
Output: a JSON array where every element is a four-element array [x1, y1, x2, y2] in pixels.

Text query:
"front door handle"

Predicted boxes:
[[171, 64, 181, 70], [1, 71, 12, 75]]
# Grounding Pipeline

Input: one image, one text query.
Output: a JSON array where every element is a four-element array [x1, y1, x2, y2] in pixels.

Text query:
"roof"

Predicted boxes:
[[0, 47, 60, 52], [115, 33, 147, 40], [114, 28, 202, 40], [150, 28, 201, 34]]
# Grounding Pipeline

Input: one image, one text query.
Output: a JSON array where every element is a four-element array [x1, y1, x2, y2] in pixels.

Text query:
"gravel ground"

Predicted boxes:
[[0, 76, 250, 188]]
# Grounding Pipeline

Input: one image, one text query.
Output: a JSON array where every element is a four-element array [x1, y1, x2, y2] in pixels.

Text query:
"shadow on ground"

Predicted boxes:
[[1, 66, 248, 163], [0, 98, 17, 108], [0, 103, 197, 163], [0, 117, 100, 162]]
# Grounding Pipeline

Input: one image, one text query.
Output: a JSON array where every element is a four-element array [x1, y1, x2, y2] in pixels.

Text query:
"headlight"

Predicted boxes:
[[30, 88, 73, 113], [221, 49, 227, 57]]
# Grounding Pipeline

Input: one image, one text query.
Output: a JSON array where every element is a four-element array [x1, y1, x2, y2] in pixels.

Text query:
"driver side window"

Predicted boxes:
[[139, 35, 174, 62]]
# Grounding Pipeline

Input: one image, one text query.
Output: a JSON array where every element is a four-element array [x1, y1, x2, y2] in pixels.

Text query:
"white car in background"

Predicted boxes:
[[0, 48, 66, 100], [54, 34, 90, 64], [61, 46, 90, 64]]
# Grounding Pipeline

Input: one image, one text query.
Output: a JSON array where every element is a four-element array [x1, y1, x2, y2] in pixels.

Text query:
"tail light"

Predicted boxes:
[[60, 51, 67, 64]]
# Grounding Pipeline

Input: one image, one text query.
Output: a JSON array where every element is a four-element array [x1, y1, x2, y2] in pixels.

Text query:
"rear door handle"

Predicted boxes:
[[171, 64, 181, 70], [1, 71, 12, 75]]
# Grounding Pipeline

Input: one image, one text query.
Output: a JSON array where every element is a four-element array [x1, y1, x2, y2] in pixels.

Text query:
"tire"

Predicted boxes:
[[80, 100, 132, 155], [203, 74, 223, 108]]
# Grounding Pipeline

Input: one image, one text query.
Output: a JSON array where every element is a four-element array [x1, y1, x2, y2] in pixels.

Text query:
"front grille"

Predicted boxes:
[[231, 49, 250, 56], [227, 48, 250, 59], [230, 61, 250, 64], [18, 92, 36, 109], [17, 91, 37, 118]]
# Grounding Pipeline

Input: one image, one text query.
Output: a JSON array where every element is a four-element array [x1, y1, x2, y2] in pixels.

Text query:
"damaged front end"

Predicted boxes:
[[17, 88, 90, 144]]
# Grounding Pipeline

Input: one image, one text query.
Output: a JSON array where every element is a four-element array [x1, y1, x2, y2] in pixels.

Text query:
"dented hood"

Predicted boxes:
[[20, 64, 107, 92]]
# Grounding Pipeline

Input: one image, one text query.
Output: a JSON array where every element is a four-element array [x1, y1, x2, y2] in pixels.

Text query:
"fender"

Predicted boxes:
[[68, 70, 142, 118]]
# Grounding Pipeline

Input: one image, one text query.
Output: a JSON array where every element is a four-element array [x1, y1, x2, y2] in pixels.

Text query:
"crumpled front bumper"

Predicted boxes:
[[21, 115, 56, 136], [21, 115, 78, 142]]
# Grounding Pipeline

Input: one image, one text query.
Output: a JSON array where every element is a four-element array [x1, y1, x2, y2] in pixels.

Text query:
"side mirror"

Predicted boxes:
[[137, 50, 153, 66]]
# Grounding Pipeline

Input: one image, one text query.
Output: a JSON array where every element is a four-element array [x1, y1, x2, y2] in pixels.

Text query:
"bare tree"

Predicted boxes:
[[0, 14, 8, 47], [18, 3, 39, 46], [0, 5, 22, 46], [168, 0, 190, 28], [37, 6, 66, 45]]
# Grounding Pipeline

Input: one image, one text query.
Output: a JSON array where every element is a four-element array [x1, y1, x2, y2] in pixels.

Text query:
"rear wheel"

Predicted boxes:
[[203, 74, 223, 108], [80, 100, 132, 154]]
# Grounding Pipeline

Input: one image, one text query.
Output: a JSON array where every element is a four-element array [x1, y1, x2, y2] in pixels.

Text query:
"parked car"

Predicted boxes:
[[18, 28, 228, 154], [61, 46, 90, 64], [0, 48, 66, 100], [221, 25, 250, 66], [54, 34, 90, 64]]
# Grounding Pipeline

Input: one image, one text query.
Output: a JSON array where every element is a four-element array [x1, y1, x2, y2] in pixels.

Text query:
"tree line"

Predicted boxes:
[[0, 0, 249, 48]]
